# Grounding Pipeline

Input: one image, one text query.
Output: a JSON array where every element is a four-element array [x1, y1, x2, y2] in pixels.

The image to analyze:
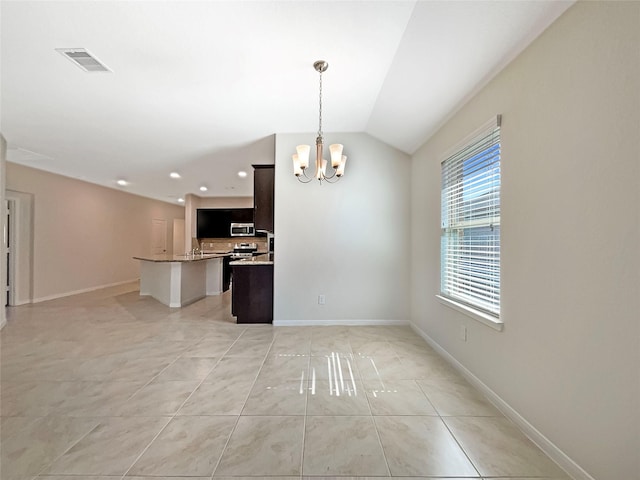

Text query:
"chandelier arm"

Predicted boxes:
[[322, 168, 338, 181], [297, 168, 314, 183], [322, 172, 341, 184]]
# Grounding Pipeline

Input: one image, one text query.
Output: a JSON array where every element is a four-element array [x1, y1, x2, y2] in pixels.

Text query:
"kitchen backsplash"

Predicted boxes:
[[199, 237, 268, 252]]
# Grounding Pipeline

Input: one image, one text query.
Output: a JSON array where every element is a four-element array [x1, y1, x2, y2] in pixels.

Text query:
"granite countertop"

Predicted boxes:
[[229, 253, 274, 266], [133, 253, 230, 263]]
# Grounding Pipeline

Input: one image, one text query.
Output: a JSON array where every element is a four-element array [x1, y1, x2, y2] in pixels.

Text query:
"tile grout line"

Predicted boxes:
[[299, 341, 311, 479], [209, 332, 274, 478], [119, 328, 247, 478], [29, 417, 102, 479], [355, 336, 393, 478], [415, 379, 484, 479]]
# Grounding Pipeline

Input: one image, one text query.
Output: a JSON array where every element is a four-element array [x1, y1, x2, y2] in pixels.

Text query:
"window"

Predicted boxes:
[[440, 116, 501, 321]]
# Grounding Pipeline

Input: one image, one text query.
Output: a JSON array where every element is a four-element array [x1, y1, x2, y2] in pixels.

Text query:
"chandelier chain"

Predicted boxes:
[[318, 70, 323, 139]]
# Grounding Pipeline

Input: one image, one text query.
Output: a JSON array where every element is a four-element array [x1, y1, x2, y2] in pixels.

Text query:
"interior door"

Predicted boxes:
[[151, 218, 167, 255]]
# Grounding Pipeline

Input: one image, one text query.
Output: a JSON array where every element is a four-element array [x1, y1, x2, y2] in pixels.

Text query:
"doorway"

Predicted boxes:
[[5, 199, 12, 306], [5, 190, 34, 306]]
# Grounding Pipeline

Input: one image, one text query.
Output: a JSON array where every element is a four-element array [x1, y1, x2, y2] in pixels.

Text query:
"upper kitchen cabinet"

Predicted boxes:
[[253, 164, 274, 232], [197, 208, 254, 238]]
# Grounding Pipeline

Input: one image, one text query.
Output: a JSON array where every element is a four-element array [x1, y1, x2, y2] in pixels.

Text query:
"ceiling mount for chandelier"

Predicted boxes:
[[292, 60, 347, 184]]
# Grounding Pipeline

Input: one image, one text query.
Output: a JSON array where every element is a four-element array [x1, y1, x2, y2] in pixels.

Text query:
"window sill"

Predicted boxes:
[[436, 295, 504, 332]]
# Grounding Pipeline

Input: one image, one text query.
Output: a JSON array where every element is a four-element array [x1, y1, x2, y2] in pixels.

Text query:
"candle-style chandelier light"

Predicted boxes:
[[292, 60, 347, 184]]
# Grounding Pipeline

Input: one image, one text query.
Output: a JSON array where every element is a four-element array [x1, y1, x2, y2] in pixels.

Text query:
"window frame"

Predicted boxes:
[[438, 115, 504, 331]]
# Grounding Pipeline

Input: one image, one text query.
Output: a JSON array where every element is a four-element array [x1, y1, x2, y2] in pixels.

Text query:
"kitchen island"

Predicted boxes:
[[133, 253, 230, 307], [230, 253, 274, 323]]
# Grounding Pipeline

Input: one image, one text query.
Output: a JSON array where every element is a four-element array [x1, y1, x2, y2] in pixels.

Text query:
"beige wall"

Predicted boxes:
[[6, 162, 185, 302], [274, 132, 411, 324], [410, 2, 640, 479]]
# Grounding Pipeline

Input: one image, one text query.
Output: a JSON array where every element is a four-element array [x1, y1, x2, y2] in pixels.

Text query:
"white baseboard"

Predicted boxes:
[[31, 278, 139, 304], [11, 298, 32, 306], [273, 319, 409, 327], [410, 322, 594, 480]]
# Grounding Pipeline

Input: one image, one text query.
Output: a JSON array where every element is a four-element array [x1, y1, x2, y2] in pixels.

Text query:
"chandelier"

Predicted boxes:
[[292, 60, 347, 183]]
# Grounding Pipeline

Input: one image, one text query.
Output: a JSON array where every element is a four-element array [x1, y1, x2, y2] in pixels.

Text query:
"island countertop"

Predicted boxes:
[[133, 253, 230, 263], [229, 253, 274, 266]]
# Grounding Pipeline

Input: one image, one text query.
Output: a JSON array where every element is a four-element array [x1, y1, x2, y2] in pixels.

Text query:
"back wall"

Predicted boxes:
[[6, 162, 185, 302], [274, 132, 411, 324]]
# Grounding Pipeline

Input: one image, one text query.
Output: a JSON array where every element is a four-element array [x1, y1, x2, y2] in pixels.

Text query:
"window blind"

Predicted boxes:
[[441, 116, 501, 317]]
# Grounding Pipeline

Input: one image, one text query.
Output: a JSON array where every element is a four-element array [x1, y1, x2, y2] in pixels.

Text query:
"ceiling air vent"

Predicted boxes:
[[55, 48, 111, 72]]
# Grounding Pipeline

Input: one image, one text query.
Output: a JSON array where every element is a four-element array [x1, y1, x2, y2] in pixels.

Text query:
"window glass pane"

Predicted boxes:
[[441, 122, 500, 317]]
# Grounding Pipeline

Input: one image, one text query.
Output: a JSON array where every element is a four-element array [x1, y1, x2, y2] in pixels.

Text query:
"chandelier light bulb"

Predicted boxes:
[[296, 145, 310, 169], [336, 156, 347, 177], [330, 144, 343, 168], [292, 154, 303, 176], [316, 159, 328, 180]]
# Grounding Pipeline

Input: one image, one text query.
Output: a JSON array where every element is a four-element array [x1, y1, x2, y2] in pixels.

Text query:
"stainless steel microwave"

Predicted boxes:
[[230, 223, 255, 237]]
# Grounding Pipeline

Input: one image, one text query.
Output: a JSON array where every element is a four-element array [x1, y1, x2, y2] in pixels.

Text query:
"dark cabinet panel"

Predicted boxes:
[[253, 165, 274, 232], [222, 256, 231, 293], [197, 209, 228, 238], [232, 265, 273, 324], [231, 208, 254, 223], [197, 208, 254, 238]]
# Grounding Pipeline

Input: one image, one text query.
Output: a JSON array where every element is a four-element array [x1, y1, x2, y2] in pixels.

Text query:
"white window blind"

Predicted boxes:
[[441, 116, 501, 317]]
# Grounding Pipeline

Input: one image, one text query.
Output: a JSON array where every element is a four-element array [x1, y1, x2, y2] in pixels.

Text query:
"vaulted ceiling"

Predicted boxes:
[[1, 1, 573, 202]]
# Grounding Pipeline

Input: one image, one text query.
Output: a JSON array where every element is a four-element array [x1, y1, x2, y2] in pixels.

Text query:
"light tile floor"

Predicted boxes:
[[1, 282, 570, 480]]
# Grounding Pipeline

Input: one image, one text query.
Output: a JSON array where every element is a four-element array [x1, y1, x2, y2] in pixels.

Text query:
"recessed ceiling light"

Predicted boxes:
[[238, 171, 248, 178], [116, 179, 128, 186], [177, 198, 185, 203], [199, 186, 208, 192], [170, 172, 181, 179]]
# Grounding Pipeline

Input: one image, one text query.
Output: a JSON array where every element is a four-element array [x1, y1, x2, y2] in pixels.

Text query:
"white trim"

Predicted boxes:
[[410, 322, 595, 480], [436, 294, 503, 331], [0, 317, 6, 330], [31, 279, 139, 304], [273, 319, 409, 327], [5, 198, 16, 306], [440, 114, 501, 163], [9, 298, 32, 306]]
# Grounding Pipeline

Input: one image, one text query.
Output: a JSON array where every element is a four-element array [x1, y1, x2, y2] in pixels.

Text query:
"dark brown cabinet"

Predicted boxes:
[[197, 208, 254, 238], [222, 256, 231, 292], [253, 164, 274, 232], [231, 264, 273, 324]]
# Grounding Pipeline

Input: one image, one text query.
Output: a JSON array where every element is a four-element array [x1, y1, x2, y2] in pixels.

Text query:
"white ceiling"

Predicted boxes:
[[1, 1, 573, 202]]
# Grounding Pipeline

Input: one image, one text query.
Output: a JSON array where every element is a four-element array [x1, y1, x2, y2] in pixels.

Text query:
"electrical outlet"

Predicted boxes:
[[318, 295, 326, 305], [459, 325, 467, 342]]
